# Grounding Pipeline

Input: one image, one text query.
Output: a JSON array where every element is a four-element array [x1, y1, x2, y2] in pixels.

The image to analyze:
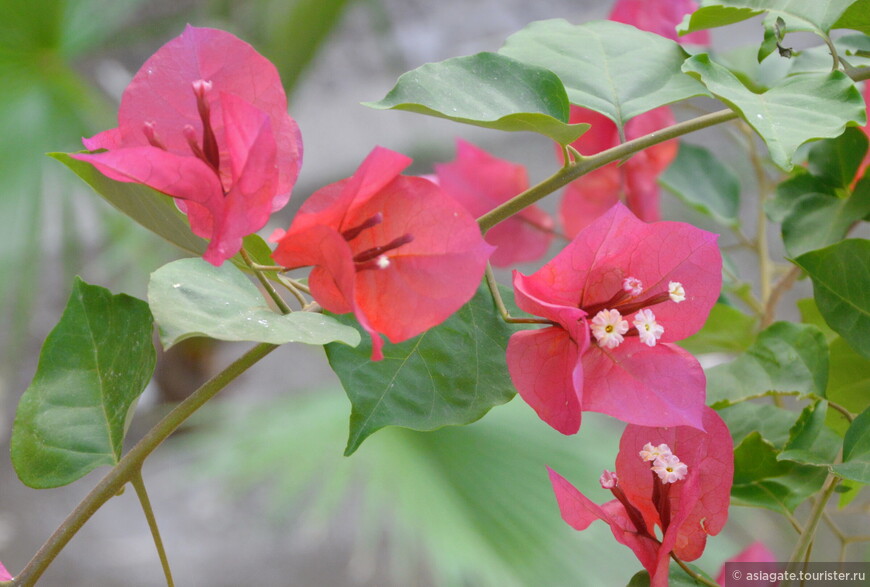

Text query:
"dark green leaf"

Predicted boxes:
[[832, 406, 870, 483], [794, 239, 870, 358], [767, 169, 838, 223], [364, 52, 588, 145], [833, 0, 870, 34], [778, 401, 841, 467], [682, 55, 865, 170], [781, 179, 870, 257], [50, 152, 207, 257], [808, 127, 869, 188], [499, 19, 707, 130], [826, 337, 870, 435], [679, 303, 756, 354], [660, 142, 741, 227], [718, 402, 801, 448], [325, 284, 519, 456], [148, 258, 360, 350], [731, 432, 827, 512], [10, 278, 155, 488], [707, 322, 829, 408]]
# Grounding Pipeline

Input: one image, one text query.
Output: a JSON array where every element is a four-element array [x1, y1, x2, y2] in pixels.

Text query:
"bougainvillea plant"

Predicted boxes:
[[6, 0, 870, 584]]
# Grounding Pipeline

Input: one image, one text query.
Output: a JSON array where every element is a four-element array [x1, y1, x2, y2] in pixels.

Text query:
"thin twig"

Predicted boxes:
[[131, 470, 174, 587]]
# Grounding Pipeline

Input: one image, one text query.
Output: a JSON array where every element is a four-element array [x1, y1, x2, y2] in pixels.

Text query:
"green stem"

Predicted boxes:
[[484, 265, 553, 325], [11, 342, 278, 587], [241, 249, 292, 314], [783, 474, 841, 585], [477, 108, 739, 233], [130, 470, 174, 587]]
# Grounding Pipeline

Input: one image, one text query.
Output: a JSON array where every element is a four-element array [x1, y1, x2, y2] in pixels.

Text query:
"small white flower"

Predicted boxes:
[[591, 309, 629, 349], [633, 309, 664, 347], [652, 454, 688, 484], [668, 281, 685, 303], [639, 442, 672, 462], [599, 469, 618, 489], [622, 276, 643, 296]]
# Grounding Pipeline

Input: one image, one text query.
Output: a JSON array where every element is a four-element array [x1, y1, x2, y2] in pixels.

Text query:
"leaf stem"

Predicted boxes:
[[783, 473, 840, 585], [11, 342, 278, 587], [484, 264, 554, 325], [130, 470, 174, 587], [241, 249, 292, 314], [671, 553, 719, 587]]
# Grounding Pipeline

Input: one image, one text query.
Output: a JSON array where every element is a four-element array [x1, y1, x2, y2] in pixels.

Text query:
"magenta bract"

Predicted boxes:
[[550, 407, 733, 587], [435, 139, 553, 267], [271, 146, 493, 360], [609, 0, 711, 45], [507, 203, 720, 434], [72, 25, 302, 265]]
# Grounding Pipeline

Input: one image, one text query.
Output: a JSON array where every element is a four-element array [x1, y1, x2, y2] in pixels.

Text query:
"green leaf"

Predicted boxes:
[[794, 239, 870, 358], [679, 303, 756, 354], [659, 142, 741, 227], [10, 278, 155, 488], [682, 54, 865, 170], [364, 52, 588, 145], [781, 179, 870, 257], [832, 406, 870, 483], [679, 0, 856, 37], [627, 562, 712, 586], [808, 127, 869, 188], [826, 337, 870, 435], [778, 401, 841, 467], [718, 402, 801, 448], [325, 285, 518, 456], [767, 170, 837, 223], [797, 297, 838, 341], [50, 152, 207, 257], [833, 0, 870, 34], [499, 19, 708, 130], [707, 322, 829, 408], [731, 431, 828, 512], [148, 258, 360, 349]]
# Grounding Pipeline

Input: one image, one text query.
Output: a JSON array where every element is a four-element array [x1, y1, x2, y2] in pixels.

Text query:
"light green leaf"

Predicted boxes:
[[778, 401, 841, 467], [679, 303, 756, 354], [832, 406, 870, 483], [148, 258, 360, 349], [682, 54, 865, 170], [325, 285, 519, 456], [794, 239, 870, 358], [679, 0, 856, 37], [364, 52, 588, 145], [718, 402, 801, 448], [10, 278, 155, 488], [826, 337, 870, 435], [833, 0, 870, 34], [707, 322, 829, 408], [659, 142, 741, 227], [499, 19, 708, 130], [781, 179, 870, 257], [808, 127, 869, 188]]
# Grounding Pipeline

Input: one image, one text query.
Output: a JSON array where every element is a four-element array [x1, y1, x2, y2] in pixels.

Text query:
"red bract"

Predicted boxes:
[[434, 139, 554, 267], [507, 203, 720, 434], [271, 146, 493, 360], [560, 106, 677, 238], [72, 25, 302, 265], [609, 0, 711, 45], [549, 407, 733, 587]]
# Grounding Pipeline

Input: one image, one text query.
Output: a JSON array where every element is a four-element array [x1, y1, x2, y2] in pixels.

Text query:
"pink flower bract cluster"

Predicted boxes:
[[271, 146, 493, 360], [507, 203, 720, 434], [73, 25, 302, 266], [550, 407, 733, 587]]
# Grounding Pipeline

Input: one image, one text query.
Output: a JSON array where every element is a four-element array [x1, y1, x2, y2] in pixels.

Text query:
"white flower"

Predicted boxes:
[[633, 309, 664, 347], [622, 276, 643, 296], [652, 454, 688, 484], [639, 442, 672, 462], [591, 309, 629, 349], [668, 281, 686, 303]]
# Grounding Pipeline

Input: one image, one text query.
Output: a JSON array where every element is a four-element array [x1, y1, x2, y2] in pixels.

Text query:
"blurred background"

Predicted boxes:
[[0, 0, 823, 585]]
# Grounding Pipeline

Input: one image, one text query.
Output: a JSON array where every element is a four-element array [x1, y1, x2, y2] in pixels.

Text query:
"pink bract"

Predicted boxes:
[[549, 407, 733, 587], [715, 542, 777, 586], [560, 106, 677, 238], [72, 25, 303, 265], [0, 560, 11, 581], [271, 146, 494, 360], [609, 0, 711, 45], [435, 139, 554, 267], [507, 203, 720, 434]]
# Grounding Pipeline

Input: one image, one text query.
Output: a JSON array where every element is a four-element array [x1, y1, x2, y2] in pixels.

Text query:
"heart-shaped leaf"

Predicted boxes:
[[499, 19, 708, 130], [11, 278, 155, 488], [364, 52, 588, 145], [682, 54, 865, 170], [148, 258, 360, 349], [679, 0, 856, 37]]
